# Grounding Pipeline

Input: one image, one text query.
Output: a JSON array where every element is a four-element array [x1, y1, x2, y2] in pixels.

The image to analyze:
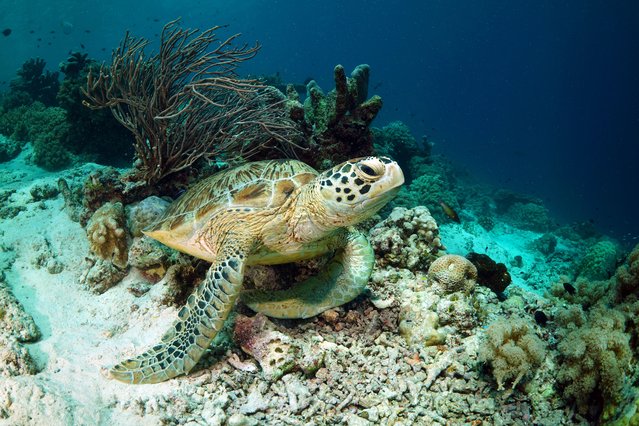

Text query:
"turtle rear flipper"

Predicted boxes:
[[241, 230, 374, 319], [110, 241, 250, 384]]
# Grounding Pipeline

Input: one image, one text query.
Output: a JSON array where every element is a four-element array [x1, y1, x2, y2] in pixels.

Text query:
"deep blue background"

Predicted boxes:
[[1, 0, 638, 242]]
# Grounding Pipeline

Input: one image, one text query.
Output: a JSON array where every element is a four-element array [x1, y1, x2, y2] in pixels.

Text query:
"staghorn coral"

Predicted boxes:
[[86, 202, 129, 269], [369, 206, 444, 271], [427, 254, 478, 295], [478, 317, 546, 390]]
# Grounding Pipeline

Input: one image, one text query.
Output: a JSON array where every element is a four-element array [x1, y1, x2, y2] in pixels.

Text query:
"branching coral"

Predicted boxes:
[[478, 318, 546, 390], [86, 202, 128, 269], [4, 58, 59, 108], [83, 19, 301, 185]]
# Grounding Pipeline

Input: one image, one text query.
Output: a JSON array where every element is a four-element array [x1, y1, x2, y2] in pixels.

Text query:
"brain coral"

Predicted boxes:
[[427, 254, 478, 294], [86, 202, 128, 269], [369, 206, 444, 271]]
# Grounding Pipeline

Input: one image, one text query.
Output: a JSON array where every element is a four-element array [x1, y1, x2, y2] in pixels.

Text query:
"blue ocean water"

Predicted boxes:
[[1, 0, 637, 241]]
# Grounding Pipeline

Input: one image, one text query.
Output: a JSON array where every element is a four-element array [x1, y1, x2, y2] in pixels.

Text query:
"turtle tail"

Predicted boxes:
[[110, 253, 246, 384]]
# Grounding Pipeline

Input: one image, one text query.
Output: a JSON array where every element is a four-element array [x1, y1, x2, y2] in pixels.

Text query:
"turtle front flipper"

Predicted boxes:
[[242, 230, 374, 319], [110, 242, 250, 384]]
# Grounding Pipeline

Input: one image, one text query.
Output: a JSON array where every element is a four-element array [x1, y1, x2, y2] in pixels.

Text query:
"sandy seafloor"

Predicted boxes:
[[0, 147, 590, 425]]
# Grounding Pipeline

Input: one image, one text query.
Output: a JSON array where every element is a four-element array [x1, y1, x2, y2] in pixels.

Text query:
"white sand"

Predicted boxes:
[[0, 150, 192, 425]]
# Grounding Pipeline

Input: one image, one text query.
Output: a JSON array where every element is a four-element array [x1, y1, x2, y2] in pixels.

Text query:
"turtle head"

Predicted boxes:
[[315, 156, 404, 227]]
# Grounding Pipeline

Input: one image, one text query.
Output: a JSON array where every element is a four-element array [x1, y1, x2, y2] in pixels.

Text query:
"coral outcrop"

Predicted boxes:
[[576, 240, 620, 281], [427, 254, 478, 295], [369, 206, 444, 271], [86, 202, 128, 269], [503, 202, 553, 232], [287, 64, 382, 169], [126, 196, 170, 237]]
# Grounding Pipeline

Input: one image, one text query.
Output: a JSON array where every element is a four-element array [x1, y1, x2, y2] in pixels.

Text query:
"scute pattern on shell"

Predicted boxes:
[[146, 160, 318, 234]]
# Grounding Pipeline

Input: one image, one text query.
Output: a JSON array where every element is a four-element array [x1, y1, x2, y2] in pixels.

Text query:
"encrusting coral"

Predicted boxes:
[[369, 206, 444, 271], [478, 317, 546, 390], [427, 254, 478, 295], [86, 201, 128, 269]]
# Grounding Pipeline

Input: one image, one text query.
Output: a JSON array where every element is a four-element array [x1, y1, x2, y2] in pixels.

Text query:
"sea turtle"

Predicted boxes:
[[110, 156, 404, 384]]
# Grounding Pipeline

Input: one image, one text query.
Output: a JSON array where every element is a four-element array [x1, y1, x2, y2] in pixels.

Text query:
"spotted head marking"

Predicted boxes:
[[315, 156, 404, 226]]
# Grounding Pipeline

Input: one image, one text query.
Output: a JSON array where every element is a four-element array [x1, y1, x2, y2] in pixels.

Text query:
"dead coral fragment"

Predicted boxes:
[[428, 254, 477, 295], [0, 334, 38, 377], [233, 314, 298, 381], [0, 280, 40, 342], [86, 202, 128, 269], [478, 317, 546, 390]]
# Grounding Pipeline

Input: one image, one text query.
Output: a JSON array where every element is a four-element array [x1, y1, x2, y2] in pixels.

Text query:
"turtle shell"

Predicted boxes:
[[145, 159, 318, 244]]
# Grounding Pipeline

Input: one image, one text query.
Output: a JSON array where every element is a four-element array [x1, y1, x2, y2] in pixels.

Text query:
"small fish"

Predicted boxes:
[[534, 310, 548, 326], [2, 28, 11, 37], [439, 200, 460, 223], [80, 43, 85, 49], [563, 282, 576, 295], [29, 30, 35, 34]]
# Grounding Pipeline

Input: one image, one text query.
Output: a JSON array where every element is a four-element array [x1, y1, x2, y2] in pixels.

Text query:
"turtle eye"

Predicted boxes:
[[357, 162, 383, 179]]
